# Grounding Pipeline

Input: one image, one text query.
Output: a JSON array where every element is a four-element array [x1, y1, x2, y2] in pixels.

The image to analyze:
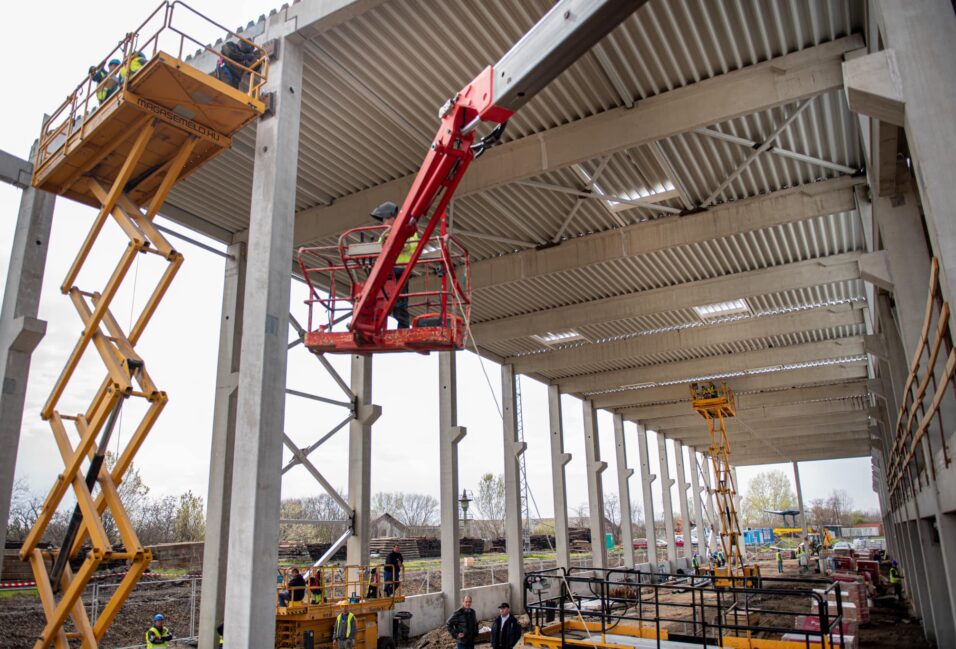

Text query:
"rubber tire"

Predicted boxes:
[[378, 636, 397, 649]]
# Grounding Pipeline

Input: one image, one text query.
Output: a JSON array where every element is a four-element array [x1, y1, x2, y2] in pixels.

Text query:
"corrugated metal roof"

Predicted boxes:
[[161, 0, 872, 461]]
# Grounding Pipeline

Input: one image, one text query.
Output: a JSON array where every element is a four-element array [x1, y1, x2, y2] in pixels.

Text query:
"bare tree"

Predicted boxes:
[[372, 492, 439, 527], [603, 493, 621, 542], [472, 473, 505, 538], [571, 502, 589, 528]]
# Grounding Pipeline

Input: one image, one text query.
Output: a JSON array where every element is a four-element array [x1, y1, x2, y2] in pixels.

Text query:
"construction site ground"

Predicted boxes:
[[0, 555, 929, 648]]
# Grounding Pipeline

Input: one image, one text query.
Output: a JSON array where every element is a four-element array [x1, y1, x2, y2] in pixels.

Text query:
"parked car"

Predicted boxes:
[[633, 538, 649, 549]]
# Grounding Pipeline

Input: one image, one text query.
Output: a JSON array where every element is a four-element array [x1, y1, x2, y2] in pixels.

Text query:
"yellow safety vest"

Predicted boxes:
[[335, 612, 357, 639], [121, 55, 147, 83], [776, 551, 782, 562], [146, 625, 171, 648], [889, 567, 901, 584], [379, 229, 420, 265]]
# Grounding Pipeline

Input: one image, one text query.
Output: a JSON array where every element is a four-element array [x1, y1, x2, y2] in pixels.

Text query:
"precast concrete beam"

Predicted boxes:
[[222, 35, 304, 649], [619, 381, 868, 422], [473, 249, 863, 346], [567, 337, 865, 396], [664, 420, 870, 448], [510, 302, 864, 375], [793, 462, 809, 542], [642, 397, 866, 431], [293, 37, 863, 246], [582, 399, 608, 569], [843, 49, 905, 126], [730, 445, 871, 466], [594, 364, 868, 410], [548, 385, 572, 569], [199, 241, 245, 649]]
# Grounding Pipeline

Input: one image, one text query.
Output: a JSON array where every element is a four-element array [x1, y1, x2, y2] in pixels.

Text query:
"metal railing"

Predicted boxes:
[[524, 566, 848, 649], [888, 257, 954, 500], [36, 0, 268, 173], [298, 226, 472, 334]]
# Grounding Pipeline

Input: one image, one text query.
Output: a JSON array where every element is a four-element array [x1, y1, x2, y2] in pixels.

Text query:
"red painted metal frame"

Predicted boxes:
[[299, 65, 511, 353]]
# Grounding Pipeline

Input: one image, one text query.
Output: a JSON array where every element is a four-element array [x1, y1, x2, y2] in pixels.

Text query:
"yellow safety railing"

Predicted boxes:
[[888, 258, 954, 499], [35, 0, 268, 172], [276, 564, 403, 610]]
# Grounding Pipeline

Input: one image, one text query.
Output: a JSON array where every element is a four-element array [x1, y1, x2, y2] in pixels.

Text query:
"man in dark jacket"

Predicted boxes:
[[447, 595, 479, 649], [384, 543, 404, 595], [490, 602, 522, 649]]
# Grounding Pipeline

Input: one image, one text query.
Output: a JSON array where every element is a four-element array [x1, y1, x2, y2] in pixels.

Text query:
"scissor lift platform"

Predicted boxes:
[[34, 51, 264, 207], [21, 3, 268, 646]]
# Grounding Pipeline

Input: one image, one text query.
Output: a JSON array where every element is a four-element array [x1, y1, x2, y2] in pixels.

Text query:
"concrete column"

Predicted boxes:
[[347, 354, 377, 566], [657, 434, 677, 569], [731, 466, 747, 562], [198, 241, 245, 649], [874, 0, 956, 322], [673, 442, 693, 561], [582, 399, 608, 569], [906, 520, 937, 644], [223, 35, 303, 649], [793, 462, 809, 544], [547, 385, 571, 569], [873, 191, 931, 351], [0, 172, 54, 581], [439, 352, 464, 617], [918, 516, 956, 647], [635, 423, 657, 567], [612, 414, 635, 568], [500, 364, 525, 612], [689, 448, 705, 560], [699, 449, 719, 554]]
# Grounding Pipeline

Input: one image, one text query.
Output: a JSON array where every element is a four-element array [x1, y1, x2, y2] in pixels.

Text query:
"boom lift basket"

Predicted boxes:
[[298, 218, 472, 354]]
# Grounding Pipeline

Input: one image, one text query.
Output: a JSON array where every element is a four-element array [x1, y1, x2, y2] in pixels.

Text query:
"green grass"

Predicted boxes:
[[0, 587, 38, 600]]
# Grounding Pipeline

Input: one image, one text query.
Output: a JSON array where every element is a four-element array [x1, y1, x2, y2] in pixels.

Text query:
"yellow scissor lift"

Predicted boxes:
[[20, 3, 267, 647], [690, 382, 760, 586]]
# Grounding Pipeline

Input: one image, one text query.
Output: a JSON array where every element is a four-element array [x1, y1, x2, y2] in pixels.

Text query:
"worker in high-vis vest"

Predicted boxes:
[[146, 614, 173, 648], [775, 549, 784, 573], [372, 201, 419, 329], [92, 59, 121, 103], [120, 52, 148, 85], [333, 603, 358, 649], [691, 554, 700, 574], [889, 560, 904, 600]]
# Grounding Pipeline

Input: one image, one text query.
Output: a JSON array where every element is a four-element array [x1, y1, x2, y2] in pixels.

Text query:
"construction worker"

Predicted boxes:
[[91, 59, 121, 103], [217, 40, 258, 89], [308, 569, 325, 604], [797, 545, 809, 574], [775, 548, 784, 573], [120, 52, 148, 85], [490, 602, 522, 649], [716, 549, 726, 567], [371, 202, 419, 329], [889, 560, 904, 600], [384, 542, 405, 595], [333, 603, 358, 649], [217, 622, 224, 646], [145, 614, 173, 648]]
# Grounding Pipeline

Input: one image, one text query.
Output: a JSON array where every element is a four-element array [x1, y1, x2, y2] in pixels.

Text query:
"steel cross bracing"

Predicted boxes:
[[286, 314, 379, 568]]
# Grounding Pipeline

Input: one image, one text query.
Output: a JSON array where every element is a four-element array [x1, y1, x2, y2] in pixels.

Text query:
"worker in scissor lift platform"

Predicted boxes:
[[371, 201, 419, 329]]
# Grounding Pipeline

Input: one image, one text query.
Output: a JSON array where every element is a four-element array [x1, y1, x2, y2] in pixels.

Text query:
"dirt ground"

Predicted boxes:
[[0, 557, 933, 648]]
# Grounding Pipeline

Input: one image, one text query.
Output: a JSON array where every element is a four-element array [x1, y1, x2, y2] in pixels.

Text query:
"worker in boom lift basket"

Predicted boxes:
[[371, 201, 418, 329]]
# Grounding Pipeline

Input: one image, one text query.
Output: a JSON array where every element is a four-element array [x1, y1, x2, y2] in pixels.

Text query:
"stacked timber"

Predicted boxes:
[[369, 537, 421, 560], [461, 537, 485, 554], [414, 537, 441, 558]]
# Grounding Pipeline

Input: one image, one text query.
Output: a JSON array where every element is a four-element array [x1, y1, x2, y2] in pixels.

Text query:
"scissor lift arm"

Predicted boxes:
[[347, 0, 646, 344]]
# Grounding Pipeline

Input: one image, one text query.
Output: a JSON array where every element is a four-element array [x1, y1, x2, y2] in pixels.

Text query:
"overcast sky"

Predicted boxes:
[[3, 0, 878, 531]]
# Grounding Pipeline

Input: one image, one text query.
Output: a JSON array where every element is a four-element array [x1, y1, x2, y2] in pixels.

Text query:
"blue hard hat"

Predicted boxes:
[[109, 59, 121, 67], [892, 560, 898, 567], [153, 614, 165, 622]]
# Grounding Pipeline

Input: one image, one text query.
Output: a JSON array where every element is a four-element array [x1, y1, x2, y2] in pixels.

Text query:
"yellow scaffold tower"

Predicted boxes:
[[690, 381, 760, 585], [19, 3, 267, 647]]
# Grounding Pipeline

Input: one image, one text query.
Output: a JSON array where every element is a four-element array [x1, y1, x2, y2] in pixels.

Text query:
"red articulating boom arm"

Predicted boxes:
[[339, 0, 647, 348]]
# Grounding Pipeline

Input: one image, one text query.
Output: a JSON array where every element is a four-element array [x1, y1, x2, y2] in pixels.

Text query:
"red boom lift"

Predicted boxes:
[[299, 0, 646, 354]]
